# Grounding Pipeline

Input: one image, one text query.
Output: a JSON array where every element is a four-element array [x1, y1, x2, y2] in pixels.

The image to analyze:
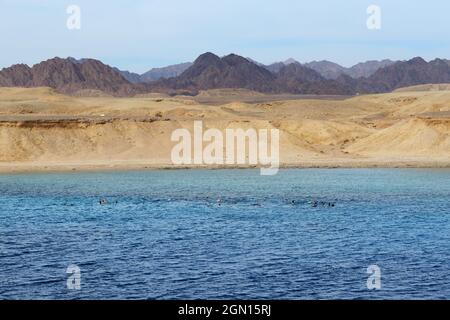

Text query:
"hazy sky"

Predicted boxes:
[[1, 0, 450, 73]]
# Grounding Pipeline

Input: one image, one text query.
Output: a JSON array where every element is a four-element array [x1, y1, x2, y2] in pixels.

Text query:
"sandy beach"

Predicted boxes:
[[0, 87, 449, 173]]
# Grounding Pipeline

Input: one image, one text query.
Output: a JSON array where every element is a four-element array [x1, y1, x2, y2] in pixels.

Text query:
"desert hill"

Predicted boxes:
[[0, 87, 448, 171]]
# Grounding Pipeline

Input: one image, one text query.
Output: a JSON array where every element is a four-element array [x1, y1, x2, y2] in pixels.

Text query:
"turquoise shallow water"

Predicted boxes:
[[0, 169, 449, 299]]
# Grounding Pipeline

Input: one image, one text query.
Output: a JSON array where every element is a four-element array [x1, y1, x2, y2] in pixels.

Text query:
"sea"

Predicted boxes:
[[0, 169, 449, 299]]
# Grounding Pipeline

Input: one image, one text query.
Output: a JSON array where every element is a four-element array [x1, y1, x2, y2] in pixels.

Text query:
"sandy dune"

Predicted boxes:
[[0, 87, 449, 172]]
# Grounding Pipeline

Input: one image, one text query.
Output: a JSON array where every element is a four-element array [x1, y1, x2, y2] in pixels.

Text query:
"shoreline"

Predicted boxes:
[[1, 160, 450, 174]]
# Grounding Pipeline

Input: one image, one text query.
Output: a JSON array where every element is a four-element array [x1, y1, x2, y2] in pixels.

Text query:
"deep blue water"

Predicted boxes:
[[0, 169, 449, 300]]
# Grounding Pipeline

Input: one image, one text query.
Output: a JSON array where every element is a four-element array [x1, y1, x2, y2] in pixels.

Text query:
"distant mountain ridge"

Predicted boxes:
[[303, 60, 346, 79], [113, 68, 142, 84], [112, 62, 193, 83], [304, 59, 397, 79], [140, 62, 193, 82], [1, 53, 450, 96]]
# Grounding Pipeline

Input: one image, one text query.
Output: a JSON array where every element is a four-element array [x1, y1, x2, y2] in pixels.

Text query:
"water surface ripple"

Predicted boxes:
[[0, 169, 449, 299]]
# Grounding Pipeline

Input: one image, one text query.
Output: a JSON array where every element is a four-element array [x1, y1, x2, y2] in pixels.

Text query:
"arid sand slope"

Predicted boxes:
[[0, 87, 449, 172]]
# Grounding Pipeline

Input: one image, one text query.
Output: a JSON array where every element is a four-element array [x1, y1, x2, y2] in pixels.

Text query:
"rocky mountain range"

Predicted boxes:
[[150, 53, 277, 93], [104, 56, 399, 83], [1, 53, 450, 96], [0, 57, 140, 96], [148, 53, 450, 95], [252, 58, 396, 79], [356, 57, 450, 93]]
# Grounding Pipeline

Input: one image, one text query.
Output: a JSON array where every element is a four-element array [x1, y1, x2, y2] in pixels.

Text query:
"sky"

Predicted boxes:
[[1, 0, 450, 73]]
